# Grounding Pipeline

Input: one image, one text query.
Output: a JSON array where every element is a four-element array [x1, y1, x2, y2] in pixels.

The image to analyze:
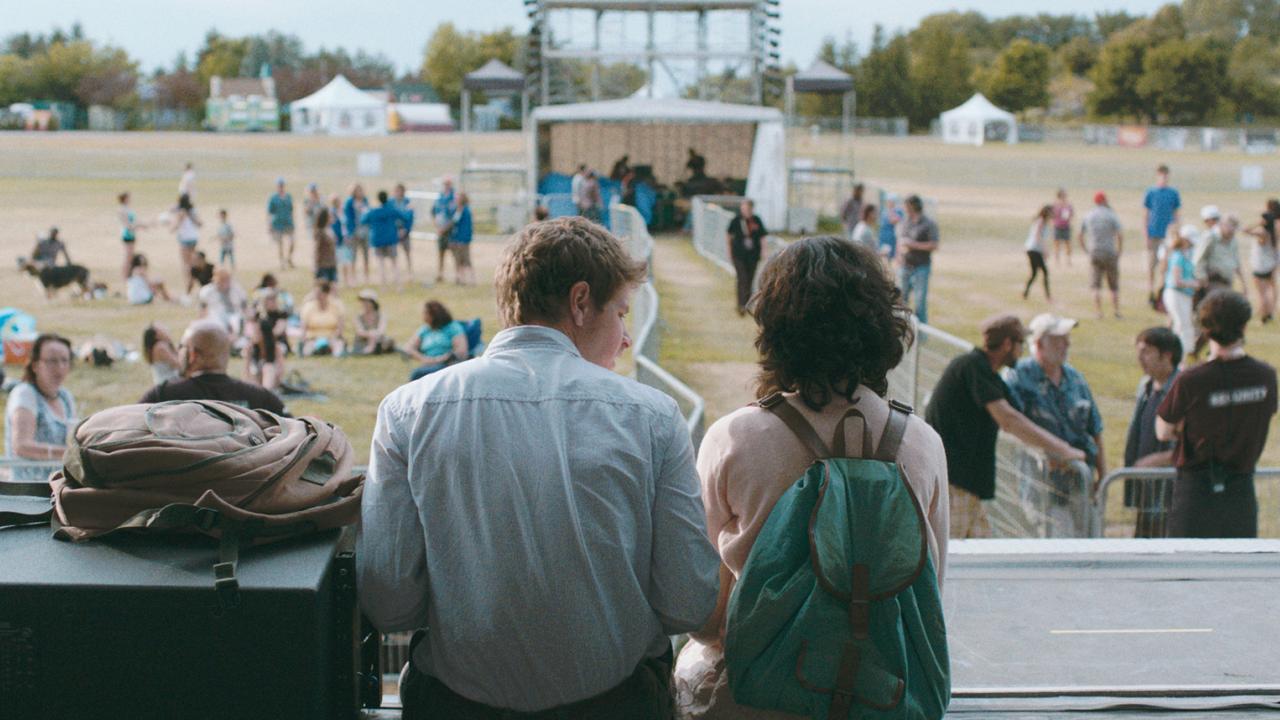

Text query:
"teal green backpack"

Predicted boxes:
[[724, 393, 950, 720]]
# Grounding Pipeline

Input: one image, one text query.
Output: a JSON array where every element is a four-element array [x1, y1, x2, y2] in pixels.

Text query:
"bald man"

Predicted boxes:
[[140, 320, 286, 415]]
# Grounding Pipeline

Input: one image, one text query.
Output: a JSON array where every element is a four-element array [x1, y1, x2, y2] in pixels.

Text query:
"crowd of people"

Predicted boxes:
[[4, 162, 490, 474], [3, 169, 1277, 718]]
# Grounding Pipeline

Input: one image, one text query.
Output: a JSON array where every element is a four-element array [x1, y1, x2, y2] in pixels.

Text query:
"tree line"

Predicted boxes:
[[4, 3, 1278, 130], [827, 1, 1280, 129]]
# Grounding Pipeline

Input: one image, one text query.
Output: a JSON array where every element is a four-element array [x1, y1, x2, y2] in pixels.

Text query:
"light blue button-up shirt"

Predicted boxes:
[[358, 325, 719, 711]]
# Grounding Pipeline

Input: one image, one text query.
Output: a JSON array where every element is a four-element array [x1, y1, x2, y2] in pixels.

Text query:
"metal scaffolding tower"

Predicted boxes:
[[523, 0, 781, 106]]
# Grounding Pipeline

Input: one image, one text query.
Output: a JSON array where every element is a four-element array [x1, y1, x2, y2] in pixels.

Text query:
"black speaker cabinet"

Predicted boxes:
[[0, 511, 361, 720]]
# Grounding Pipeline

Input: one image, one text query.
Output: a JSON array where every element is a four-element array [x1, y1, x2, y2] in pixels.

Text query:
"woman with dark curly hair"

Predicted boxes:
[[673, 236, 949, 719]]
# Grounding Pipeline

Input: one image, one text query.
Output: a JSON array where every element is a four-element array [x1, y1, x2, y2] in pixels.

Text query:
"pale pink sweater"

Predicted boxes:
[[674, 387, 949, 720]]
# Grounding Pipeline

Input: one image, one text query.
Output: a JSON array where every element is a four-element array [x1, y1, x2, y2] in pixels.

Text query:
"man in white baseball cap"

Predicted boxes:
[[1004, 312, 1105, 536]]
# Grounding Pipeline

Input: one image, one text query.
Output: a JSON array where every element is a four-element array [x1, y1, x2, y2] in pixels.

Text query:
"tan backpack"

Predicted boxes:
[[0, 400, 364, 609]]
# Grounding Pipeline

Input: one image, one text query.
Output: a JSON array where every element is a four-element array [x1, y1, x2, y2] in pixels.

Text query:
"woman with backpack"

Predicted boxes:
[[674, 236, 950, 720]]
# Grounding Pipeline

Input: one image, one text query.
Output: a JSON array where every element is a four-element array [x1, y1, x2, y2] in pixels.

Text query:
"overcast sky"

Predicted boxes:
[[13, 1, 1172, 75]]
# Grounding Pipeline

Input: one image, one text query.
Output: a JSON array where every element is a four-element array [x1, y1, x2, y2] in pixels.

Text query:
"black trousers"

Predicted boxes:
[[732, 252, 760, 311], [401, 643, 675, 720], [1166, 467, 1257, 538], [1024, 251, 1050, 299]]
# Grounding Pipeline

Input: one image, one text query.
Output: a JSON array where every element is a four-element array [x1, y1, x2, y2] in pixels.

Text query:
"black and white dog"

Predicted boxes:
[[18, 257, 93, 299]]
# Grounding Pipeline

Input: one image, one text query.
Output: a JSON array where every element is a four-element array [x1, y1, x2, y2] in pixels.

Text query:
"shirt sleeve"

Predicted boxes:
[[967, 362, 1008, 408], [357, 396, 430, 632], [8, 384, 37, 416], [1143, 190, 1153, 211], [1156, 373, 1187, 424], [649, 401, 719, 635], [1172, 190, 1181, 211]]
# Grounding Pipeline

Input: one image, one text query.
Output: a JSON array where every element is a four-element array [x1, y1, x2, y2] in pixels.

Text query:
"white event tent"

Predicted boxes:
[[529, 97, 787, 228], [289, 75, 388, 136], [939, 93, 1018, 146]]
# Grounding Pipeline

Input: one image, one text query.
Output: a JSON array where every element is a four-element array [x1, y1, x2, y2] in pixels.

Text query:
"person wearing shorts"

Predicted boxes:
[[363, 189, 411, 286], [393, 183, 415, 276], [267, 178, 296, 270], [1143, 164, 1181, 301], [1052, 188, 1074, 265], [1080, 191, 1123, 319], [448, 193, 475, 285]]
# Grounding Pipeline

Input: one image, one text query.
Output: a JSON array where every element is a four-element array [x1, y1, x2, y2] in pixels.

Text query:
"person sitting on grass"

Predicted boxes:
[[407, 299, 467, 380], [140, 320, 285, 415], [246, 287, 290, 391], [142, 323, 181, 385], [352, 289, 393, 355], [125, 254, 173, 305], [186, 250, 214, 295], [298, 280, 346, 357]]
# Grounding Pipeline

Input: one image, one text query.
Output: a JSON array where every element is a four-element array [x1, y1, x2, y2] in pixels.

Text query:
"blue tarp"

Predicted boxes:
[[536, 173, 654, 229]]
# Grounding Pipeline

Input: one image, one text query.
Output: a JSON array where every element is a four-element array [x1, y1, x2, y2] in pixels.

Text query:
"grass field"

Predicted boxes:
[[1, 131, 1277, 480]]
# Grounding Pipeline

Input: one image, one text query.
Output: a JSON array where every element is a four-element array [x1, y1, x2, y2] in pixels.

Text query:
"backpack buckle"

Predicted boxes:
[[194, 507, 221, 531], [887, 399, 914, 415], [757, 392, 784, 409], [213, 562, 241, 611]]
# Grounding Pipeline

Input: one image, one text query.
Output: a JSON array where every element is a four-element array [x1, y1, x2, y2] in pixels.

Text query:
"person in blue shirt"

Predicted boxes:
[[432, 178, 457, 284], [329, 194, 354, 288], [878, 193, 904, 262], [1004, 313, 1104, 537], [266, 178, 296, 271], [361, 190, 412, 287], [447, 193, 475, 286], [406, 300, 468, 381], [392, 183, 416, 278], [1143, 164, 1181, 302], [343, 184, 370, 284]]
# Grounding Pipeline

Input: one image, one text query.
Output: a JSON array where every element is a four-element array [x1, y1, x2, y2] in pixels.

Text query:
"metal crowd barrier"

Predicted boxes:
[[613, 203, 706, 450], [1093, 467, 1280, 538], [0, 459, 61, 483], [884, 321, 1099, 538]]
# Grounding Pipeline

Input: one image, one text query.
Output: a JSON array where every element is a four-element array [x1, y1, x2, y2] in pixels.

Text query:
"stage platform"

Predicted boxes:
[[944, 538, 1280, 717]]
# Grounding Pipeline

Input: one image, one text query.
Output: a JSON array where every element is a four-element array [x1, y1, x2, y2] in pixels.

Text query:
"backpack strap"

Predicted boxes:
[[757, 393, 831, 459], [831, 406, 872, 459], [0, 481, 54, 529], [873, 399, 914, 463]]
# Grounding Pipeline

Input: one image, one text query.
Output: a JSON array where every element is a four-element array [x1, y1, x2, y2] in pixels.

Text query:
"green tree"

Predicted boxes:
[[1135, 39, 1226, 123], [1226, 35, 1280, 118], [908, 23, 972, 129], [29, 40, 95, 102], [1183, 0, 1247, 41], [1095, 11, 1141, 39], [1087, 33, 1148, 119], [420, 23, 521, 108], [980, 39, 1051, 113], [1058, 35, 1098, 76], [76, 45, 138, 107], [0, 54, 35, 105], [856, 27, 914, 119], [195, 30, 249, 91]]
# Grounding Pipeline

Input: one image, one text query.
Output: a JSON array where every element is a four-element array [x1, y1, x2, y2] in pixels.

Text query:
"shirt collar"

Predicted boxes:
[[484, 325, 582, 358]]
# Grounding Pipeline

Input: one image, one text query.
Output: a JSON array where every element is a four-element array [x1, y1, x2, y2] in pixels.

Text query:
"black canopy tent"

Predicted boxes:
[[462, 59, 528, 167]]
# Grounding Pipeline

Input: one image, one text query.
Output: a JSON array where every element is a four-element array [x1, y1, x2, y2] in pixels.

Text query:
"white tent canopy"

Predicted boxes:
[[529, 98, 787, 227], [939, 93, 1018, 146], [289, 75, 388, 136]]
